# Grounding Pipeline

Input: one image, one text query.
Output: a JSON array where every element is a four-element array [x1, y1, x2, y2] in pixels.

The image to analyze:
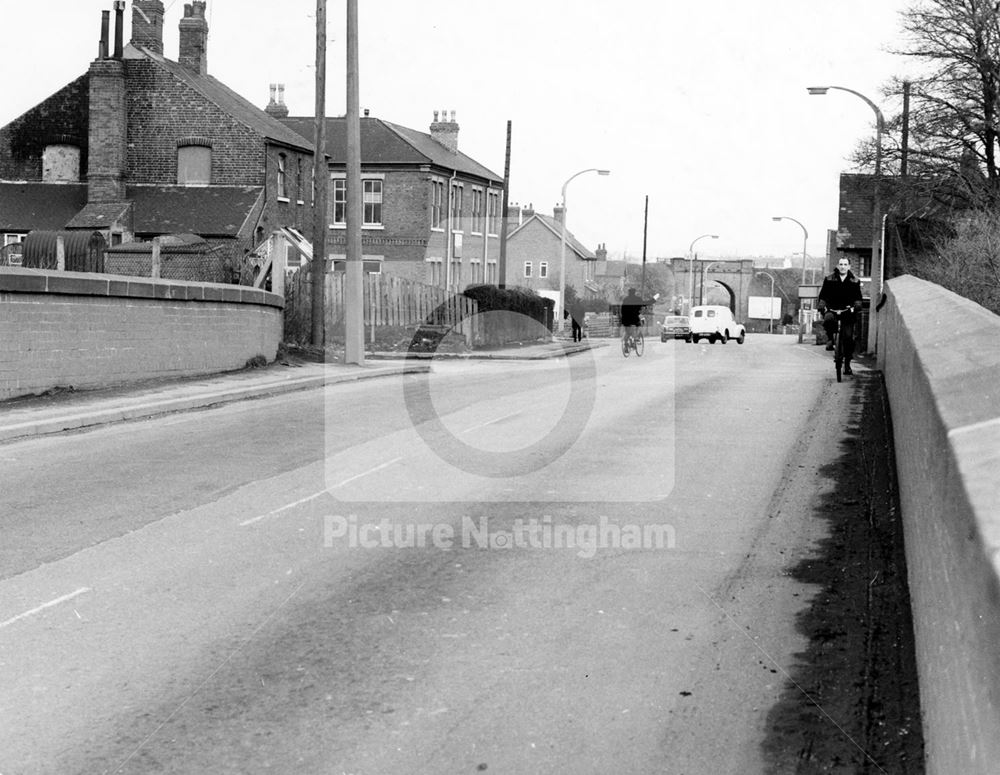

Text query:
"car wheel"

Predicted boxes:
[[661, 335, 667, 343], [736, 331, 745, 344], [691, 335, 698, 344], [720, 330, 729, 344]]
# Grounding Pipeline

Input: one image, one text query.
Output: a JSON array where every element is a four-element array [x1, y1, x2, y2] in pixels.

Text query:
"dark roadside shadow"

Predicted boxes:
[[761, 371, 925, 774]]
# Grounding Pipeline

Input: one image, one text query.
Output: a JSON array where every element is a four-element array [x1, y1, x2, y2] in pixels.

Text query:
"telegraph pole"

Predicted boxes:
[[343, 0, 365, 364], [310, 0, 327, 348], [640, 195, 648, 298], [497, 120, 511, 289]]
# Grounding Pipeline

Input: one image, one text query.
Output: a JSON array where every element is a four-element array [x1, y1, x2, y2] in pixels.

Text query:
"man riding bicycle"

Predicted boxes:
[[816, 257, 863, 376], [619, 287, 644, 347]]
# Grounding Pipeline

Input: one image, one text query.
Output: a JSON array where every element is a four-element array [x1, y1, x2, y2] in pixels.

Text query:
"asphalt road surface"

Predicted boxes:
[[0, 337, 919, 774]]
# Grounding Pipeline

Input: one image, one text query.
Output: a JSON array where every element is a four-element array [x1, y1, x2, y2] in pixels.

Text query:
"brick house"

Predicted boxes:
[[279, 110, 505, 288], [503, 204, 602, 298], [0, 0, 314, 281]]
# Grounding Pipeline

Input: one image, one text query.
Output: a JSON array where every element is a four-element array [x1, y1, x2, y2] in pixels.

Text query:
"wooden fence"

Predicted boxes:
[[284, 270, 479, 345]]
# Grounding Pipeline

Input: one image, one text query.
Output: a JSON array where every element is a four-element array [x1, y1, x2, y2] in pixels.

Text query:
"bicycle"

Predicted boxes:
[[827, 308, 850, 382], [621, 327, 644, 357]]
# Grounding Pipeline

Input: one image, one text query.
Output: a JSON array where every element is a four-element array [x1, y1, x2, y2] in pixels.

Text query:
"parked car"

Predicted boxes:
[[689, 305, 746, 344], [660, 315, 691, 342]]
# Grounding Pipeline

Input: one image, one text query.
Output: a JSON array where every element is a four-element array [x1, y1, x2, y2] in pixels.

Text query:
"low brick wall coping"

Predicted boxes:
[[0, 267, 283, 308]]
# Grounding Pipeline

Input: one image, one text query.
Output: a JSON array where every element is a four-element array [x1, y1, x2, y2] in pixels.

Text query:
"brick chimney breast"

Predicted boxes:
[[131, 0, 165, 54], [429, 109, 460, 152], [178, 1, 208, 75]]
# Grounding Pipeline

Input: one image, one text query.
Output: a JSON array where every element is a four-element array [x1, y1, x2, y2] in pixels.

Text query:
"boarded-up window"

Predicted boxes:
[[42, 145, 81, 182], [177, 145, 211, 185]]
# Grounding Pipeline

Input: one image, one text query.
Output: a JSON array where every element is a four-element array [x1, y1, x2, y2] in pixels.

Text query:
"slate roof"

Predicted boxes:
[[67, 202, 132, 230], [0, 183, 87, 231], [508, 213, 596, 260], [0, 182, 261, 237], [837, 174, 877, 250], [128, 45, 314, 152], [280, 116, 502, 183], [127, 185, 263, 237]]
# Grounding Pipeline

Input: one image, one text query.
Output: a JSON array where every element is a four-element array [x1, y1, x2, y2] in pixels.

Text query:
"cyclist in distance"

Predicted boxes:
[[816, 257, 864, 375], [619, 287, 644, 347]]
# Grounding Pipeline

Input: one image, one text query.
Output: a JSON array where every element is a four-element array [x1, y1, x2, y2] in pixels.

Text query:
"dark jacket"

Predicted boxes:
[[619, 293, 644, 326], [817, 270, 863, 312]]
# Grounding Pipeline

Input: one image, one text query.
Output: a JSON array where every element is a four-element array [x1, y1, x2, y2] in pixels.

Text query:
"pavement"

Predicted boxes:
[[0, 339, 602, 443]]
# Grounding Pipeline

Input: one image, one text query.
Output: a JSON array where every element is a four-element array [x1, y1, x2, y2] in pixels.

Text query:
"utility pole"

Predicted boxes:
[[497, 120, 511, 289], [310, 0, 327, 349], [640, 195, 648, 298], [343, 0, 364, 364]]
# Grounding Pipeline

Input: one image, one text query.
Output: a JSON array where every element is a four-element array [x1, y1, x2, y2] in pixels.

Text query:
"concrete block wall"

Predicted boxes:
[[876, 275, 1000, 774], [0, 268, 282, 401]]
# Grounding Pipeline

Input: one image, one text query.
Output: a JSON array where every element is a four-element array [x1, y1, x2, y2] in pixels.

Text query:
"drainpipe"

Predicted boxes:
[[444, 169, 457, 290]]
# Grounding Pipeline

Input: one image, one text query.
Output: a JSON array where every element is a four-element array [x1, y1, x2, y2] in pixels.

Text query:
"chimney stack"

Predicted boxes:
[[265, 83, 290, 118], [88, 8, 128, 203], [553, 204, 565, 225], [131, 0, 165, 55], [179, 1, 209, 75], [430, 108, 460, 152]]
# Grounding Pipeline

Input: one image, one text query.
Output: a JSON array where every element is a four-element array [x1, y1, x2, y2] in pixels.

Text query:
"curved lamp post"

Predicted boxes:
[[755, 270, 778, 334], [772, 215, 809, 343], [687, 234, 718, 314], [808, 85, 885, 353], [559, 168, 610, 332], [771, 216, 808, 284]]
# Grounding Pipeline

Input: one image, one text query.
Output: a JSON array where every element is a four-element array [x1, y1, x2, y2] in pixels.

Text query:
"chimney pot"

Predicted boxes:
[[433, 110, 439, 122], [99, 10, 110, 59], [113, 1, 125, 59]]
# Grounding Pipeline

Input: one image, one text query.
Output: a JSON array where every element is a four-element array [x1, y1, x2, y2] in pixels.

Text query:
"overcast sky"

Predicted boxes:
[[4, 0, 914, 263]]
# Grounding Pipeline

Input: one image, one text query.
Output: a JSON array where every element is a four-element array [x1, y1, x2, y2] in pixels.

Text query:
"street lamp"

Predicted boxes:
[[559, 168, 610, 333], [808, 85, 885, 353], [687, 234, 718, 314], [772, 215, 809, 343], [771, 216, 808, 284], [755, 270, 777, 334]]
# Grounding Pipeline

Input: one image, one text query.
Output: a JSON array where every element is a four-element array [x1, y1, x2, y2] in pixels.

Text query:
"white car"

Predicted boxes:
[[689, 305, 746, 344]]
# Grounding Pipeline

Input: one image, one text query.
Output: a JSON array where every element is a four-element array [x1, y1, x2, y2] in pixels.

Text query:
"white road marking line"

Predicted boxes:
[[461, 411, 524, 433], [0, 587, 91, 630], [239, 457, 403, 527]]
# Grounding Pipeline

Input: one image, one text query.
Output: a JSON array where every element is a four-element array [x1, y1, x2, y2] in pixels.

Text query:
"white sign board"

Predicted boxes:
[[748, 296, 781, 320]]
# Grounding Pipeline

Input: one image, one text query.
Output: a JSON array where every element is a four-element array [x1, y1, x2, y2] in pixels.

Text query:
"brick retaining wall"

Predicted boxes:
[[0, 267, 283, 401]]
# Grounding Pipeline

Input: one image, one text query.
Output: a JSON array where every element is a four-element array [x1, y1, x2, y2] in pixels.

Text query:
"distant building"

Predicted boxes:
[[280, 110, 504, 287], [503, 204, 603, 298]]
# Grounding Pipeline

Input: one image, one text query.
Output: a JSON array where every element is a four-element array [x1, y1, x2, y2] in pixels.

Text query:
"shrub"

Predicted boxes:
[[908, 211, 1000, 315], [462, 284, 553, 323]]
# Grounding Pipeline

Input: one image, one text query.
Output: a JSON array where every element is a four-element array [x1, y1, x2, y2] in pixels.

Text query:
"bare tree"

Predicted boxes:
[[888, 0, 1000, 208]]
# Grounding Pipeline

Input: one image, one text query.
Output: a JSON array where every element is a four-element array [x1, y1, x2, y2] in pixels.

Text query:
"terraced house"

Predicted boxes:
[[0, 0, 504, 291], [280, 109, 504, 289], [0, 0, 314, 281]]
